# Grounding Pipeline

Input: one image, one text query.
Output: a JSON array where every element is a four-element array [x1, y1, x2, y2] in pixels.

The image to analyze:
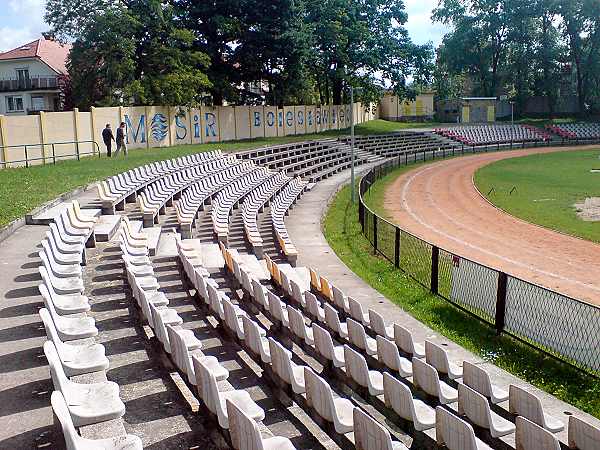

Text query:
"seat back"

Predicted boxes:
[[353, 408, 396, 450], [290, 278, 305, 305], [435, 406, 479, 450], [309, 267, 320, 290], [348, 297, 366, 323], [516, 416, 561, 450], [305, 292, 321, 318], [463, 361, 492, 399], [332, 285, 347, 310], [347, 318, 367, 350], [167, 325, 187, 375], [149, 303, 170, 351], [192, 355, 219, 415], [51, 391, 84, 450], [509, 385, 545, 426], [43, 341, 70, 394], [267, 291, 285, 323], [412, 358, 439, 397], [458, 383, 491, 430], [343, 345, 369, 388], [223, 297, 244, 339], [320, 276, 333, 300], [568, 416, 600, 450], [383, 372, 414, 422], [376, 335, 400, 372], [251, 279, 267, 309], [313, 324, 335, 361], [226, 399, 264, 450], [369, 309, 388, 337], [268, 338, 292, 385], [304, 367, 335, 422], [394, 324, 416, 355], [324, 303, 342, 332], [425, 341, 449, 374], [242, 316, 264, 357], [288, 306, 307, 340], [39, 307, 63, 350]]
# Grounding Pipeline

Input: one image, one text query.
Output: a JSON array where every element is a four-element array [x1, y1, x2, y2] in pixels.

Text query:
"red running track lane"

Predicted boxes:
[[383, 146, 600, 307]]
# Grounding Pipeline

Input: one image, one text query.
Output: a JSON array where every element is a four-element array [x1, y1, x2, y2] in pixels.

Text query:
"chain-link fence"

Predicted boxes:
[[359, 153, 600, 375]]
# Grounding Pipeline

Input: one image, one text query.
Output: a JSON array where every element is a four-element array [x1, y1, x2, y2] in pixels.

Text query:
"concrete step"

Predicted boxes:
[[27, 202, 102, 226], [94, 215, 122, 242], [199, 242, 225, 270]]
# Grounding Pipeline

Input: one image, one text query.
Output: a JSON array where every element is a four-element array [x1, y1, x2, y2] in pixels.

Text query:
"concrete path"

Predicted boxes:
[[285, 165, 600, 446]]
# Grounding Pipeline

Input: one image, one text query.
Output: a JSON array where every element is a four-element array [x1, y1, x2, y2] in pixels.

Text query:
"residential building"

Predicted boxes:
[[0, 37, 70, 116]]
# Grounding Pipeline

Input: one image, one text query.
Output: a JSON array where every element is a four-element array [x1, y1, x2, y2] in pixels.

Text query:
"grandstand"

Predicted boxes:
[[546, 123, 600, 141], [435, 124, 552, 146], [22, 139, 600, 450]]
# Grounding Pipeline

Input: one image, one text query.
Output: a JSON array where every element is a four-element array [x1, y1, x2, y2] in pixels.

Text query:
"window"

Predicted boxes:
[[15, 68, 30, 88], [6, 96, 24, 112], [31, 96, 45, 111]]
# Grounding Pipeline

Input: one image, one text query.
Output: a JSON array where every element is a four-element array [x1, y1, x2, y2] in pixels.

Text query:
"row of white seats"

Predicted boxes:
[[261, 256, 599, 450], [119, 226, 296, 449], [182, 245, 409, 450], [241, 172, 292, 257], [270, 178, 308, 264], [174, 161, 255, 238], [97, 150, 222, 213], [436, 125, 548, 145], [211, 167, 274, 242], [139, 156, 235, 226], [37, 207, 141, 449]]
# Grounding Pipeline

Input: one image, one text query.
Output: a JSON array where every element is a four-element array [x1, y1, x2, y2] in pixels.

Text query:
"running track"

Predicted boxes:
[[384, 146, 600, 307]]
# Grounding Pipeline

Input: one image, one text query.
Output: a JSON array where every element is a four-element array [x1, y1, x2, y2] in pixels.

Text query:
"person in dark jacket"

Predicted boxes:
[[114, 122, 128, 157], [101, 124, 115, 157]]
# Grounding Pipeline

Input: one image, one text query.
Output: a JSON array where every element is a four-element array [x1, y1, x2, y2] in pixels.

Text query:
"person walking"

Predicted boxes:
[[101, 123, 115, 157], [114, 122, 128, 157]]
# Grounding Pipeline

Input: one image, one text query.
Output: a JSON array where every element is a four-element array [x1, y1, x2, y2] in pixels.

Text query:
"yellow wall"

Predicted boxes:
[[0, 101, 372, 167]]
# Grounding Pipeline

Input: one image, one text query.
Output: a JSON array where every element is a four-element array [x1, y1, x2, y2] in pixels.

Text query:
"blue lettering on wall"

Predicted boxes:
[[175, 114, 187, 140], [254, 111, 262, 127], [193, 114, 200, 139], [266, 111, 275, 127], [150, 113, 168, 142], [286, 111, 293, 127], [297, 110, 304, 126], [205, 112, 217, 137], [124, 114, 146, 144], [308, 111, 313, 126], [322, 109, 329, 125], [278, 111, 283, 128], [316, 110, 321, 125]]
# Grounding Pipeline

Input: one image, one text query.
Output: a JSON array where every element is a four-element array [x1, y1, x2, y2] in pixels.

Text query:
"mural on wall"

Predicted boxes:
[[150, 113, 168, 142]]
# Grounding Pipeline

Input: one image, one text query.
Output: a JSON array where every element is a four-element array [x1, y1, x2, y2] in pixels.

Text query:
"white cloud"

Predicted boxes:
[[404, 0, 450, 46], [0, 0, 48, 52]]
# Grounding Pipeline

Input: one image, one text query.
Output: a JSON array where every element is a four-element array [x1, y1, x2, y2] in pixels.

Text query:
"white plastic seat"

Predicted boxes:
[[288, 306, 314, 346], [227, 399, 296, 450], [383, 372, 435, 431], [167, 326, 228, 385], [51, 391, 142, 450], [436, 406, 492, 450], [242, 316, 271, 364], [39, 278, 89, 315], [304, 367, 355, 435], [332, 285, 349, 312], [458, 383, 515, 438], [425, 341, 463, 380], [509, 385, 564, 433], [41, 302, 97, 341], [305, 291, 325, 322], [369, 309, 394, 340], [568, 415, 600, 450], [516, 416, 561, 450], [324, 303, 348, 339], [290, 278, 307, 307], [45, 342, 125, 427], [268, 338, 306, 394], [348, 297, 370, 327], [394, 324, 425, 358], [251, 279, 269, 309], [412, 358, 457, 404], [313, 324, 345, 368], [39, 264, 84, 295], [267, 291, 289, 328], [376, 336, 412, 377], [347, 318, 377, 356], [223, 297, 246, 341], [343, 345, 383, 396], [463, 361, 508, 404], [40, 244, 82, 277], [354, 408, 408, 450], [39, 308, 108, 377], [193, 355, 265, 429]]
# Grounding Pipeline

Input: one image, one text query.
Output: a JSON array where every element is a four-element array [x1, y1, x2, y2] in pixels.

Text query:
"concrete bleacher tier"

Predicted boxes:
[[435, 124, 552, 146], [340, 131, 460, 158], [14, 136, 600, 449]]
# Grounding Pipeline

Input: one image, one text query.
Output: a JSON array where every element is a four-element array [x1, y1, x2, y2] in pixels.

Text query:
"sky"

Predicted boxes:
[[0, 0, 450, 53]]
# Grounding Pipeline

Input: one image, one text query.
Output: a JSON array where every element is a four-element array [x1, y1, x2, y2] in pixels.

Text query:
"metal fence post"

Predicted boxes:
[[373, 215, 378, 255], [52, 143, 56, 164], [431, 246, 439, 294], [394, 227, 400, 268], [24, 145, 29, 168], [495, 272, 508, 334]]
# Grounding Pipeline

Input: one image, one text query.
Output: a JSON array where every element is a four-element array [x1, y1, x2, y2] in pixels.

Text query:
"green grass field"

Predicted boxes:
[[474, 149, 600, 243], [0, 119, 441, 228], [324, 178, 600, 418]]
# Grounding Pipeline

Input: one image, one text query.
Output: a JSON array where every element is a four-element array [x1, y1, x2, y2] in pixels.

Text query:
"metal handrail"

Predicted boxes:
[[0, 140, 101, 168]]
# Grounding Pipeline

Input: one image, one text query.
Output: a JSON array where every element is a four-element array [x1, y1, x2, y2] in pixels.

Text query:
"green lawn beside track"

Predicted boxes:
[[475, 149, 600, 243], [323, 168, 600, 418], [0, 119, 440, 228]]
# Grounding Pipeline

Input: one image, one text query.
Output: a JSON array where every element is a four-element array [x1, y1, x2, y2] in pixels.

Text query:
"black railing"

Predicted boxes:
[[0, 140, 101, 168], [359, 149, 600, 376], [0, 76, 58, 92]]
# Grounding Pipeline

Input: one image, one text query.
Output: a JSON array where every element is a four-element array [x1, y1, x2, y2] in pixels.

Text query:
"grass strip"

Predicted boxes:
[[323, 174, 600, 418]]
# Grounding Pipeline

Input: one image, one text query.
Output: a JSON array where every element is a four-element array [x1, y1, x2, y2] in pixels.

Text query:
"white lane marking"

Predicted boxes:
[[400, 164, 600, 295]]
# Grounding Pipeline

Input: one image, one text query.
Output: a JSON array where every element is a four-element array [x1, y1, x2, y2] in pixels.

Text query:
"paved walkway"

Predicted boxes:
[[285, 165, 600, 446]]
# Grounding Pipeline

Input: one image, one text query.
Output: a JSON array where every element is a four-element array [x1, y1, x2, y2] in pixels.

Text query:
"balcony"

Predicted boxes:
[[0, 76, 59, 93]]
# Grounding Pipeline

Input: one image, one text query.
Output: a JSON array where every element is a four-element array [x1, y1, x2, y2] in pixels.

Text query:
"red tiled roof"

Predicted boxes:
[[0, 38, 71, 74]]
